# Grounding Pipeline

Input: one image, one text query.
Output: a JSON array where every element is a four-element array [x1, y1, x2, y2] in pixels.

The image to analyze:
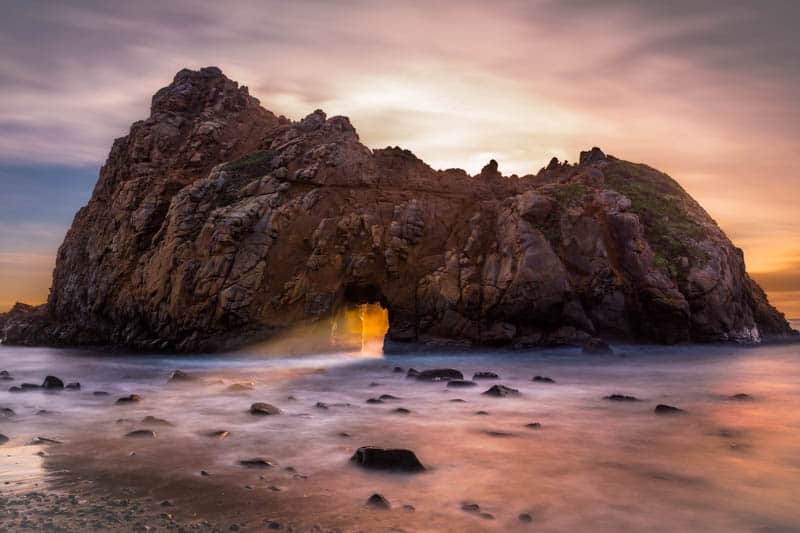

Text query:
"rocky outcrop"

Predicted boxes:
[[1, 67, 795, 352]]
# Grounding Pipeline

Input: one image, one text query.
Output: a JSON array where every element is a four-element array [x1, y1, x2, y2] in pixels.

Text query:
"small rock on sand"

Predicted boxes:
[[604, 394, 640, 402], [116, 394, 142, 404], [141, 416, 173, 426], [482, 384, 520, 397], [125, 430, 157, 439], [654, 404, 685, 414], [366, 493, 391, 509], [250, 402, 281, 415], [239, 458, 274, 468]]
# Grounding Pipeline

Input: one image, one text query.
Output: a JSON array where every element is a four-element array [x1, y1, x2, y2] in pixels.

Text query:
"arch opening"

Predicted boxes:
[[331, 285, 390, 354]]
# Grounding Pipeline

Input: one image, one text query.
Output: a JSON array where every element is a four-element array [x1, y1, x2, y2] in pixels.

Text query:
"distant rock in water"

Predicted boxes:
[[0, 66, 794, 352], [483, 385, 520, 397], [416, 369, 463, 381], [654, 404, 685, 414], [604, 394, 640, 402], [41, 376, 64, 390]]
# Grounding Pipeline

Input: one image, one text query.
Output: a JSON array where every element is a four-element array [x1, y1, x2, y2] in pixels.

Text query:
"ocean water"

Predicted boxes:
[[1, 337, 799, 532]]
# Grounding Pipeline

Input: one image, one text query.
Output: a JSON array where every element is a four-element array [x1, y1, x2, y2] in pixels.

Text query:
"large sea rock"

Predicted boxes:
[[0, 67, 794, 352]]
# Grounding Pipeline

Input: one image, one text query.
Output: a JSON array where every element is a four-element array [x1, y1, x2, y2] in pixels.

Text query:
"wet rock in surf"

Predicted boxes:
[[141, 416, 173, 426], [28, 436, 63, 445], [583, 337, 613, 354], [449, 398, 466, 402], [532, 376, 555, 383], [366, 398, 384, 404], [20, 383, 41, 391], [654, 404, 685, 414], [378, 394, 401, 400], [462, 503, 481, 513], [42, 376, 64, 390], [416, 368, 463, 381], [604, 394, 640, 402], [250, 402, 281, 415], [447, 380, 478, 388], [519, 513, 533, 522], [392, 407, 411, 414], [93, 391, 110, 396], [1, 407, 15, 417], [366, 493, 391, 509], [116, 394, 142, 404], [473, 372, 499, 380], [65, 382, 80, 390], [350, 446, 425, 472], [526, 422, 542, 429], [207, 430, 230, 439], [475, 410, 489, 415], [393, 366, 404, 373], [169, 370, 196, 383], [483, 430, 514, 437], [729, 393, 754, 401], [125, 430, 157, 439], [239, 458, 274, 468], [0, 434, 8, 445], [406, 368, 420, 378], [483, 384, 520, 397], [0, 371, 13, 381], [226, 382, 255, 393]]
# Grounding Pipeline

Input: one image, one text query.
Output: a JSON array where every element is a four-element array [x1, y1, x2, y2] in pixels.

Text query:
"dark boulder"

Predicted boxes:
[[8, 386, 21, 393], [1, 407, 15, 417], [378, 394, 401, 400], [366, 398, 384, 404], [42, 376, 64, 390], [473, 372, 499, 380], [393, 366, 404, 373], [65, 382, 80, 390], [21, 383, 41, 390], [393, 407, 411, 414], [447, 380, 477, 388], [526, 422, 542, 429], [519, 513, 533, 523], [462, 503, 480, 512], [654, 404, 685, 414], [416, 368, 463, 381], [0, 434, 8, 445], [350, 446, 425, 472], [406, 368, 420, 378], [93, 391, 110, 396], [250, 402, 281, 415], [482, 385, 520, 397], [532, 376, 555, 383], [366, 493, 390, 509]]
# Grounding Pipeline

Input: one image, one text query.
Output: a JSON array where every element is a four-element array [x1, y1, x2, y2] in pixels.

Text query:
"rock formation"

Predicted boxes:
[[0, 67, 795, 352]]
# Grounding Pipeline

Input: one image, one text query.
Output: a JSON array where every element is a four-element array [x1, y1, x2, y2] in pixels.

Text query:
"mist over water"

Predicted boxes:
[[1, 339, 800, 532]]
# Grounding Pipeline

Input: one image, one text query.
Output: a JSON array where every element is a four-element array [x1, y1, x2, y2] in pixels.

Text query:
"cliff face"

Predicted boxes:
[[2, 67, 794, 351]]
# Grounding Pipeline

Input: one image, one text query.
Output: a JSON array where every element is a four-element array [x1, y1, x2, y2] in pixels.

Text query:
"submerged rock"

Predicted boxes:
[[483, 385, 520, 397], [226, 382, 255, 393], [366, 398, 384, 404], [378, 394, 401, 400], [1, 407, 15, 417], [116, 394, 142, 404], [65, 382, 80, 390], [392, 407, 411, 414], [526, 422, 542, 429], [0, 434, 8, 445], [473, 372, 499, 380], [250, 402, 281, 415], [729, 393, 754, 401], [207, 430, 230, 439], [654, 404, 685, 414], [141, 416, 172, 426], [519, 513, 533, 522], [416, 369, 463, 381], [447, 380, 477, 388], [93, 390, 110, 396], [350, 446, 425, 472], [604, 394, 640, 402], [169, 370, 196, 382], [239, 458, 274, 468], [125, 430, 157, 439], [532, 376, 555, 383]]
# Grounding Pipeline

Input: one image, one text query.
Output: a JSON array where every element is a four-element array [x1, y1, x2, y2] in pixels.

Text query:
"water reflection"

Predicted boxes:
[[0, 342, 798, 531]]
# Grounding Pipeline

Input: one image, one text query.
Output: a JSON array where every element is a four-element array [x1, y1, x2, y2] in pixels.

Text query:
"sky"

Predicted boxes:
[[0, 0, 798, 316]]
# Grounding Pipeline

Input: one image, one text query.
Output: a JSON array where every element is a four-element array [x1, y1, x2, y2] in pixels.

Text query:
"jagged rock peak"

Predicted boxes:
[[579, 146, 607, 165]]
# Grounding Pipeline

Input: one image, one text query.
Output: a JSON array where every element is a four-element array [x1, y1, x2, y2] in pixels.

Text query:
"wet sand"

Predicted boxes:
[[2, 340, 800, 532]]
